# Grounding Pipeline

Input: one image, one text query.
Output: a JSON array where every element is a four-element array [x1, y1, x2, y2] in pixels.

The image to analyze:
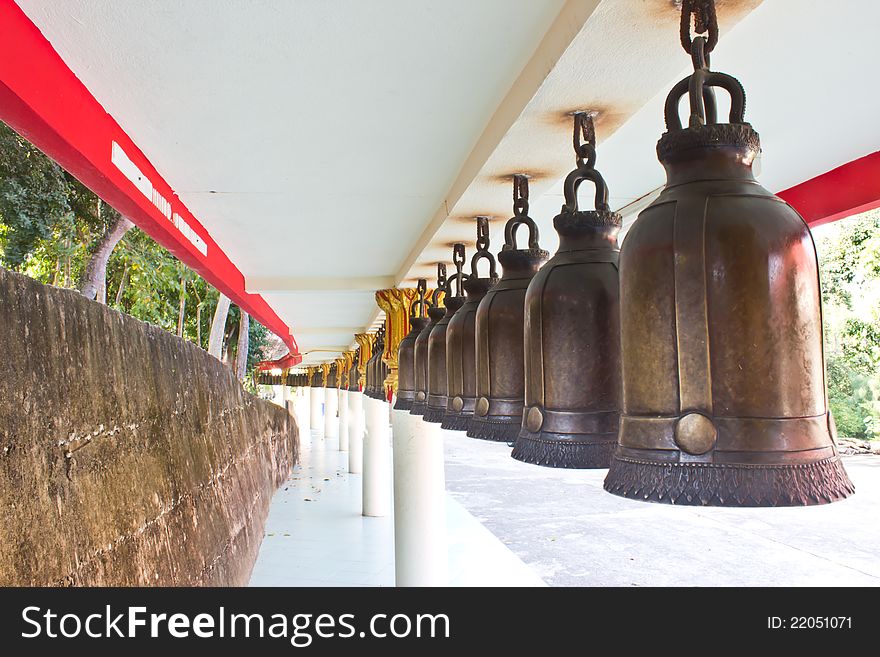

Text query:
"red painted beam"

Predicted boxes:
[[0, 0, 300, 363], [779, 151, 880, 229], [256, 353, 301, 372]]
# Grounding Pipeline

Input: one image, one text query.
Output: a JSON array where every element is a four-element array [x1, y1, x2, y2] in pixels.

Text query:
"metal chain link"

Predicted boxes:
[[513, 174, 529, 217], [573, 112, 597, 169], [680, 0, 718, 54]]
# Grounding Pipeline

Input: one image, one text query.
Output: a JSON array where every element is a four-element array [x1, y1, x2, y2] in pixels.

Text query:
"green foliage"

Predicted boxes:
[[818, 211, 880, 440], [0, 121, 272, 381], [0, 123, 70, 268]]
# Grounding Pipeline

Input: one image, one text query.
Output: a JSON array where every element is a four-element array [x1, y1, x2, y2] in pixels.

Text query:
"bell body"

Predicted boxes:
[[348, 356, 360, 392], [310, 370, 322, 388], [394, 318, 427, 411], [411, 310, 440, 416], [604, 124, 854, 506], [512, 212, 621, 468], [326, 364, 337, 388], [442, 280, 493, 431], [469, 249, 546, 441], [367, 351, 381, 399], [424, 298, 463, 423]]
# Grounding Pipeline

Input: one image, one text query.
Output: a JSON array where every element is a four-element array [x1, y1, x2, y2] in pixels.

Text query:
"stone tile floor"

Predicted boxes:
[[249, 427, 545, 587], [443, 432, 880, 586]]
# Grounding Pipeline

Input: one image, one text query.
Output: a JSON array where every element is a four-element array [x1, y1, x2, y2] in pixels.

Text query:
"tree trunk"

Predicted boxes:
[[80, 214, 134, 302], [208, 293, 231, 359], [176, 276, 186, 337], [114, 265, 129, 305], [235, 311, 249, 380], [196, 303, 202, 347]]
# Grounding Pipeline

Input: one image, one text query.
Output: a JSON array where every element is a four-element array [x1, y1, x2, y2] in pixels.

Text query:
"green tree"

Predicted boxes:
[[817, 211, 880, 440]]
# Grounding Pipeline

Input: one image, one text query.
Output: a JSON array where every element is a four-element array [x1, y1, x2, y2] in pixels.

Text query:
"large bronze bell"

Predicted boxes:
[[366, 325, 386, 399], [411, 264, 447, 417], [348, 349, 360, 393], [513, 113, 621, 468], [443, 218, 499, 431], [394, 279, 429, 411], [469, 176, 548, 441], [424, 245, 467, 423], [603, 24, 854, 506], [326, 362, 338, 388], [309, 367, 323, 388]]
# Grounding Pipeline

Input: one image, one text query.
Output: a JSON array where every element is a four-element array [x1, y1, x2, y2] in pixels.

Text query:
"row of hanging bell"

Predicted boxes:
[[393, 279, 430, 411], [348, 349, 360, 393], [423, 245, 467, 423], [365, 324, 387, 400], [410, 264, 446, 417], [469, 176, 548, 442], [506, 112, 623, 469], [443, 217, 500, 430]]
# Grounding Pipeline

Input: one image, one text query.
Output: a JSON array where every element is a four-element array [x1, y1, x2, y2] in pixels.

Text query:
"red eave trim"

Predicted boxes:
[[0, 0, 300, 364], [256, 354, 301, 371], [779, 150, 880, 229]]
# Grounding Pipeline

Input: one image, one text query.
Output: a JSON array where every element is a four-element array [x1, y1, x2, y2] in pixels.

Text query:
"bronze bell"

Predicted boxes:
[[367, 325, 386, 399], [348, 349, 360, 392], [411, 264, 447, 417], [444, 219, 499, 431], [513, 113, 621, 468], [326, 362, 338, 388], [603, 16, 854, 506], [310, 367, 322, 388], [469, 176, 548, 441], [394, 279, 429, 411], [424, 245, 468, 423]]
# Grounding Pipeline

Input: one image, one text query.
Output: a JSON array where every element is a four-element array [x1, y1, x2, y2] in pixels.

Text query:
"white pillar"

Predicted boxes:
[[324, 386, 339, 438], [272, 384, 284, 407], [363, 396, 391, 517], [392, 411, 448, 586], [282, 383, 293, 416], [348, 391, 364, 474], [296, 386, 311, 433], [310, 387, 323, 432], [339, 389, 350, 451]]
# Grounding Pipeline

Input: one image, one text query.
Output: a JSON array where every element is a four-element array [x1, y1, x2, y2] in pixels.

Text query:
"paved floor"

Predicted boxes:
[[249, 428, 545, 587], [443, 432, 880, 586]]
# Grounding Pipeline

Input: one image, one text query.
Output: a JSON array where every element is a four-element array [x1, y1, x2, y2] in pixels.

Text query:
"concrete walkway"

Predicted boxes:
[[443, 432, 880, 586], [249, 428, 545, 587]]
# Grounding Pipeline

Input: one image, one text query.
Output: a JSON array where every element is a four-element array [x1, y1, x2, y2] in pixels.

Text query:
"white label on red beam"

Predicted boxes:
[[111, 141, 208, 256]]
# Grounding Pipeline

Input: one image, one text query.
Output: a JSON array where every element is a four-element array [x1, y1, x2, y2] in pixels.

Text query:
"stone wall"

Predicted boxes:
[[0, 267, 298, 586]]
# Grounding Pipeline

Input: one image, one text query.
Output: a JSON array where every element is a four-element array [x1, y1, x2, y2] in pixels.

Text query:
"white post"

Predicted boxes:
[[348, 391, 364, 474], [363, 396, 391, 517], [392, 411, 448, 586], [296, 386, 310, 434], [324, 386, 339, 438], [310, 386, 323, 432], [339, 389, 350, 451], [282, 383, 293, 416]]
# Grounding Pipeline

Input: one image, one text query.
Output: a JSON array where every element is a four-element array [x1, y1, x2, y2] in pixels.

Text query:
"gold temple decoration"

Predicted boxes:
[[375, 288, 419, 398], [341, 350, 356, 389], [320, 362, 331, 387], [354, 333, 375, 389], [334, 357, 346, 389]]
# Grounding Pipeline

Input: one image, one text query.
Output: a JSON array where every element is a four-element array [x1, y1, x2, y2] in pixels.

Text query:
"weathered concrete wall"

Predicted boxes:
[[0, 267, 298, 586]]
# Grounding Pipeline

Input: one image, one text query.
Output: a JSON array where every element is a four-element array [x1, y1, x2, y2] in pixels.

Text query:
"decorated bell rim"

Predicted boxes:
[[462, 276, 496, 296], [658, 122, 760, 163], [552, 211, 622, 243], [426, 306, 446, 321]]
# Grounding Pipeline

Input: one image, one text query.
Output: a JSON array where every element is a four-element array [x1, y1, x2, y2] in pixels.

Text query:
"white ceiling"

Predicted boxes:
[[18, 0, 567, 363], [18, 0, 880, 365]]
